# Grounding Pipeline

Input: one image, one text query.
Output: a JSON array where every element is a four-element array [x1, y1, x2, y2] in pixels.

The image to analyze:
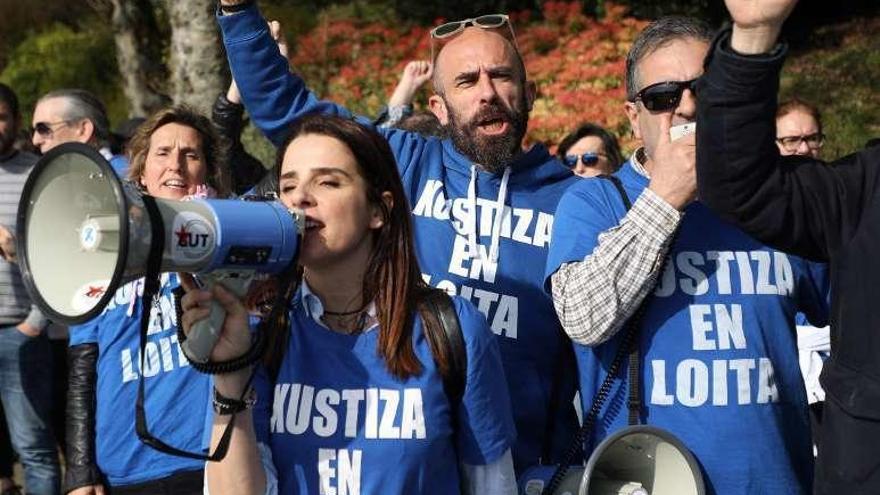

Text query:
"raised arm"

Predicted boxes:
[[377, 61, 433, 129], [696, 0, 875, 261], [217, 2, 353, 146]]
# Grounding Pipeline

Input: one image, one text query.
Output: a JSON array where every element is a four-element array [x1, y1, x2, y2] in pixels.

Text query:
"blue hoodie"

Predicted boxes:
[[218, 5, 581, 473]]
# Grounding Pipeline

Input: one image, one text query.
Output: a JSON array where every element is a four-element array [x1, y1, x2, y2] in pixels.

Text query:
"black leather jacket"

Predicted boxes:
[[64, 343, 102, 493], [212, 93, 276, 196]]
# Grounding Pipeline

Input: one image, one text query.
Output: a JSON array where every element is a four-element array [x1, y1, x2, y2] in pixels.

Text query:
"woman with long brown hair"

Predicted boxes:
[[180, 115, 516, 494]]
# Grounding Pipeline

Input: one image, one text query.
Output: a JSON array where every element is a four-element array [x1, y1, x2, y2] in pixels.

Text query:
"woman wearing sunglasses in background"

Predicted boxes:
[[556, 122, 624, 178], [180, 115, 517, 495]]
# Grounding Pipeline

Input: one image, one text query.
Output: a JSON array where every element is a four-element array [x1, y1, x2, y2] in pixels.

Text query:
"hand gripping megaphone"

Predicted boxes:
[[16, 143, 302, 363], [519, 425, 705, 495]]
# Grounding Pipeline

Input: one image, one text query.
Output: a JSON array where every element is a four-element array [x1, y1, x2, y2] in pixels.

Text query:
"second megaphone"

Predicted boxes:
[[16, 143, 303, 361]]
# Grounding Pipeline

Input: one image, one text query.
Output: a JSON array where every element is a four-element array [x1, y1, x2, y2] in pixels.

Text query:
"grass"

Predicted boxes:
[[780, 16, 880, 159]]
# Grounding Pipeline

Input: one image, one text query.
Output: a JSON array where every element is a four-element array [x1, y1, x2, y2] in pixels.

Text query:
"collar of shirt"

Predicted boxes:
[[99, 147, 114, 161], [299, 280, 378, 333], [629, 147, 650, 178]]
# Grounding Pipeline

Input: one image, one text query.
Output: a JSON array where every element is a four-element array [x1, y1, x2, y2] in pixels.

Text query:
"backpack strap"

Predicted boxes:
[[420, 289, 467, 410]]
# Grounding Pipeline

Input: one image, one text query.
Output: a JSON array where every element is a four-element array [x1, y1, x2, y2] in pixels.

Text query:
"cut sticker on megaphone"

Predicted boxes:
[[171, 211, 215, 263]]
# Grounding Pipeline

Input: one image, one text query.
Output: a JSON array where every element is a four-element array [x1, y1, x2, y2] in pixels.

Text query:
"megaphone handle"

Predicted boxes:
[[181, 272, 252, 364], [184, 301, 227, 364]]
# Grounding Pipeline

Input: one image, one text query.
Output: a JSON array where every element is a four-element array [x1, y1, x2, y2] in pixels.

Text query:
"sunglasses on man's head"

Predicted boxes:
[[632, 78, 698, 112], [431, 14, 511, 39], [562, 152, 603, 169], [430, 14, 518, 62]]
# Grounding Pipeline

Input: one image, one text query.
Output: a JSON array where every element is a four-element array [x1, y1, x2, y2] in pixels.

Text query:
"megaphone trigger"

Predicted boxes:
[[181, 270, 255, 364]]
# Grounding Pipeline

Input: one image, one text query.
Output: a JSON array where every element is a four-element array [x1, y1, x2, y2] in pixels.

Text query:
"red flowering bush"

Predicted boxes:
[[290, 2, 647, 152]]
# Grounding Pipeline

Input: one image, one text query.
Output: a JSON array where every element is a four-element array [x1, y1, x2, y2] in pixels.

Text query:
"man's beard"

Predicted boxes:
[[443, 95, 529, 175]]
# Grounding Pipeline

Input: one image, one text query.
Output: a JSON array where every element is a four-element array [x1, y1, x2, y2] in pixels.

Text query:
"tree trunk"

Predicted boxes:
[[93, 0, 168, 117], [166, 0, 226, 114]]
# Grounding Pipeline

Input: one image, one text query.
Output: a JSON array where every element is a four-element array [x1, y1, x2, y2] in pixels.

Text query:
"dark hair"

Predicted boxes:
[[557, 122, 625, 171], [396, 111, 444, 137], [271, 115, 443, 380], [126, 105, 230, 196], [625, 16, 713, 101], [0, 83, 20, 119], [37, 89, 112, 148], [777, 98, 823, 133]]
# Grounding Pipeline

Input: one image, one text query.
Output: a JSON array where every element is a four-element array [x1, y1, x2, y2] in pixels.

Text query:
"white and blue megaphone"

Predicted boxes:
[[520, 425, 705, 495], [16, 143, 302, 362]]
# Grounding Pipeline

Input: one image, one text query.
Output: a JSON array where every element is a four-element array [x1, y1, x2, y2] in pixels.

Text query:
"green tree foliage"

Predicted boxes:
[[0, 0, 93, 68], [0, 21, 126, 124]]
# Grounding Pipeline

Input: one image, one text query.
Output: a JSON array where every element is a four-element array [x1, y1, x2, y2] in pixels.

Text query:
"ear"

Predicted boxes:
[[525, 80, 537, 112], [428, 94, 449, 126], [78, 119, 96, 144], [370, 191, 394, 229], [624, 101, 642, 141]]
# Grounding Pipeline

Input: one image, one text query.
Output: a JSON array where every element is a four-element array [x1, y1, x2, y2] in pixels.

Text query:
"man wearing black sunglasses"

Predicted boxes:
[[697, 0, 880, 493], [547, 16, 830, 494], [216, 0, 581, 488], [31, 89, 128, 176]]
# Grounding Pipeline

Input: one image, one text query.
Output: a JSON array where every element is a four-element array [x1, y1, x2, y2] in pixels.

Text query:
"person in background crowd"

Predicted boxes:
[[181, 114, 517, 494], [546, 17, 829, 493], [375, 60, 434, 129], [0, 404, 20, 495], [776, 98, 824, 159], [776, 98, 830, 456], [30, 89, 128, 175], [695, 0, 880, 492], [0, 82, 60, 495], [216, 2, 581, 474], [556, 122, 624, 177], [111, 117, 146, 157], [212, 80, 275, 196], [65, 106, 228, 495], [395, 111, 444, 137]]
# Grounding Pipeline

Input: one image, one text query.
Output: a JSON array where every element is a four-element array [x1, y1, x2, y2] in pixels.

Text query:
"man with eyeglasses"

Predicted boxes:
[[31, 89, 128, 175], [546, 16, 829, 493], [0, 83, 61, 495], [215, 1, 581, 487], [776, 98, 824, 159], [697, 0, 880, 493]]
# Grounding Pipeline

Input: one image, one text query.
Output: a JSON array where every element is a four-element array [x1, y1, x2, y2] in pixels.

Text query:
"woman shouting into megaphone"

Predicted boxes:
[[180, 115, 517, 495]]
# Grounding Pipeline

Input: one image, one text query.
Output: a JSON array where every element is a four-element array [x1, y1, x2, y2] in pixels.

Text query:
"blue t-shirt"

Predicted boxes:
[[110, 154, 129, 177], [218, 6, 581, 473], [69, 274, 211, 486], [252, 295, 515, 494], [545, 161, 830, 495]]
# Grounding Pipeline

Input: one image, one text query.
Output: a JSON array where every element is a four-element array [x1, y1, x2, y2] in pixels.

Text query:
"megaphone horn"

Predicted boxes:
[[581, 425, 705, 495]]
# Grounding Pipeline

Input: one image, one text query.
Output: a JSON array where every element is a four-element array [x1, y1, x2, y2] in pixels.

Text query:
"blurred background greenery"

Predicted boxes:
[[0, 0, 876, 162]]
